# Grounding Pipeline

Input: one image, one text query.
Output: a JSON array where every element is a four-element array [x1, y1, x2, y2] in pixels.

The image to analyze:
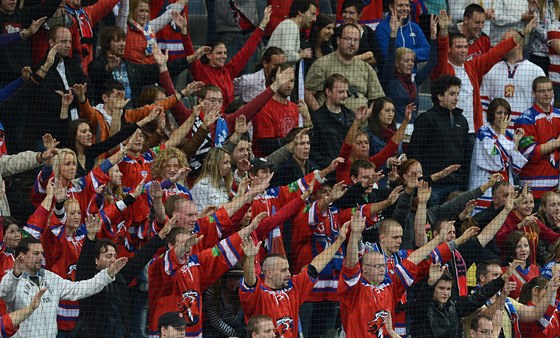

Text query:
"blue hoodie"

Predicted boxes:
[[376, 13, 430, 62]]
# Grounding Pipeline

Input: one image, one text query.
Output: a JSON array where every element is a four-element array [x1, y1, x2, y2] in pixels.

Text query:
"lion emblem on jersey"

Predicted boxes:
[[275, 316, 294, 337], [367, 310, 389, 337], [177, 290, 200, 326]]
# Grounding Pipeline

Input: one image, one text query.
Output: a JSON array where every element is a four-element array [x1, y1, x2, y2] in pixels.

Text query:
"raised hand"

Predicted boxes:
[[30, 288, 47, 309], [203, 107, 220, 128], [106, 54, 121, 71], [235, 115, 248, 135], [153, 44, 169, 67], [502, 259, 524, 280], [21, 66, 32, 81], [301, 178, 316, 201], [193, 46, 212, 61], [22, 16, 47, 39], [107, 257, 128, 278], [417, 180, 431, 204], [41, 133, 59, 161], [85, 214, 102, 240], [389, 8, 400, 37], [329, 181, 348, 201], [350, 211, 366, 235], [354, 106, 369, 123], [271, 66, 294, 91], [130, 177, 146, 199], [54, 180, 67, 203], [387, 185, 404, 204], [149, 180, 163, 200], [455, 226, 479, 245], [172, 11, 187, 32], [61, 91, 74, 107], [428, 263, 445, 285], [404, 103, 415, 123], [241, 237, 261, 257], [432, 164, 460, 181], [337, 219, 350, 242], [170, 167, 191, 184], [518, 214, 538, 229], [44, 43, 60, 70], [159, 213, 178, 239], [287, 128, 310, 153], [327, 157, 345, 173], [13, 253, 25, 277], [438, 10, 450, 34], [260, 5, 272, 28], [513, 128, 525, 146], [72, 83, 88, 103], [430, 14, 438, 39]]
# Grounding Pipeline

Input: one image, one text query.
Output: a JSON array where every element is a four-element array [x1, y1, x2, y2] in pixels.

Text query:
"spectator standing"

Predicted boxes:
[[449, 4, 491, 60], [514, 76, 560, 199], [309, 74, 354, 171], [375, 0, 431, 62], [305, 23, 384, 113], [266, 0, 316, 64]]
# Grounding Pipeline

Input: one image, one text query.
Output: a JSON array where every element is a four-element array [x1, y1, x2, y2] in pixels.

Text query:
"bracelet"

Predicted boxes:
[[39, 66, 48, 73], [518, 31, 525, 39], [179, 90, 186, 99], [259, 23, 266, 31]]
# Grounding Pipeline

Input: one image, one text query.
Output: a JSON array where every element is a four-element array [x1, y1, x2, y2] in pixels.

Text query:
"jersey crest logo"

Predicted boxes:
[[178, 290, 200, 326], [275, 316, 294, 337], [367, 310, 389, 337]]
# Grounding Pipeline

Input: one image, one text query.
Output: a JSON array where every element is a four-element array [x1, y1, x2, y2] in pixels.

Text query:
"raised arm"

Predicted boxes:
[[344, 212, 366, 268], [414, 180, 431, 247], [241, 237, 261, 287]]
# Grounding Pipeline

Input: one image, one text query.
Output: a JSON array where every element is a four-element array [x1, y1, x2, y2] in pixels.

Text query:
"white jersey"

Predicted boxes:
[[469, 124, 527, 214], [0, 268, 114, 337], [481, 59, 545, 126]]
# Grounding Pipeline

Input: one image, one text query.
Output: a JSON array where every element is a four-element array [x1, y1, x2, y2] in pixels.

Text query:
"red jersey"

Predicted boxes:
[[501, 264, 540, 300], [147, 233, 243, 337], [24, 205, 86, 331], [31, 162, 110, 224], [496, 211, 560, 265], [252, 99, 299, 157], [514, 104, 560, 198], [183, 27, 264, 110], [521, 300, 560, 337], [150, 0, 189, 60], [466, 33, 491, 61], [337, 260, 417, 338], [239, 266, 316, 338], [251, 171, 319, 258], [290, 202, 380, 302], [0, 314, 16, 337]]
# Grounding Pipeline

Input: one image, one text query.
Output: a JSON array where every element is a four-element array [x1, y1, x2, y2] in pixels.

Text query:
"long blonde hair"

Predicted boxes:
[[194, 148, 233, 192]]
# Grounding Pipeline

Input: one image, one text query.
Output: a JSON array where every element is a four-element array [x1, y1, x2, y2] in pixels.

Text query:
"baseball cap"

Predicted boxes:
[[158, 312, 187, 328], [250, 157, 277, 172]]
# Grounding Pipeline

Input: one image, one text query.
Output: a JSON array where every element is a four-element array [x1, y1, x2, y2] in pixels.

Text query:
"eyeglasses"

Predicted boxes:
[[363, 263, 386, 269], [475, 329, 493, 336], [340, 36, 360, 44]]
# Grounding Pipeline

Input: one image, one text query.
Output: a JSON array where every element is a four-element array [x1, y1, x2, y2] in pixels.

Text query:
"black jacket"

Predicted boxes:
[[411, 276, 504, 338], [71, 235, 165, 338], [408, 104, 470, 188], [309, 104, 354, 171]]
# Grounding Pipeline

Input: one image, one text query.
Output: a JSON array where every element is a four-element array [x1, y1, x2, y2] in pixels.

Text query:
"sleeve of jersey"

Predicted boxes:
[[278, 171, 318, 206], [198, 233, 243, 291], [239, 276, 261, 321], [336, 142, 353, 183], [415, 242, 453, 281], [293, 266, 318, 299], [514, 117, 538, 159], [338, 262, 361, 293], [0, 314, 16, 338], [197, 207, 232, 248], [391, 259, 418, 296], [84, 161, 111, 196], [538, 300, 560, 332], [31, 168, 53, 206], [24, 205, 51, 239], [98, 203, 126, 238], [255, 197, 306, 240], [340, 205, 379, 230]]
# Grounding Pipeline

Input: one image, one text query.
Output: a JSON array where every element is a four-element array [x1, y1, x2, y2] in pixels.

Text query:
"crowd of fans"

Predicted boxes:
[[1, 0, 560, 337]]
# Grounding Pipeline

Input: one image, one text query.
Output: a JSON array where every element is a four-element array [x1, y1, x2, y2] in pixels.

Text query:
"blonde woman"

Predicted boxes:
[[190, 148, 233, 212]]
